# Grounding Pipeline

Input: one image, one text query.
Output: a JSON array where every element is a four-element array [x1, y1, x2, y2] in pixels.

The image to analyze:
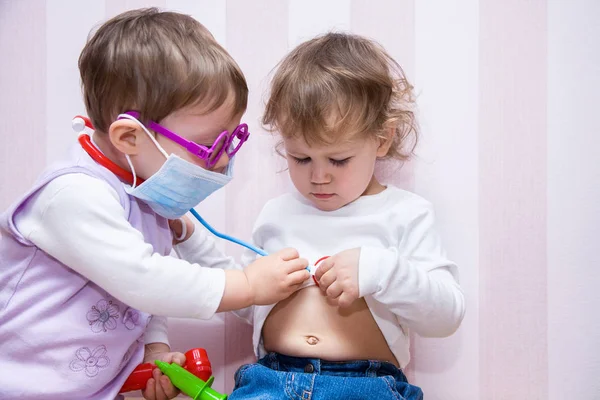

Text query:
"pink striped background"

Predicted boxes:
[[1, 1, 598, 398]]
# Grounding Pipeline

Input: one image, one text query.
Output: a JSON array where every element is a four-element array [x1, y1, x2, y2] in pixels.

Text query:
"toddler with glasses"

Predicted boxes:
[[0, 9, 308, 400]]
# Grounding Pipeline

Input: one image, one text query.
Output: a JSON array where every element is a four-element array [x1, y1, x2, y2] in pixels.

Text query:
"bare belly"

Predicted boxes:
[[262, 286, 398, 366]]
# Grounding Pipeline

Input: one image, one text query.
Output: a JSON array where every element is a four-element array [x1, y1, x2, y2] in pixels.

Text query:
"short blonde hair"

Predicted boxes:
[[263, 32, 417, 160], [79, 8, 248, 133]]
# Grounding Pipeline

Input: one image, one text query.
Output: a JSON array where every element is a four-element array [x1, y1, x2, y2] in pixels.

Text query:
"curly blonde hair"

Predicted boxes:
[[263, 32, 417, 160]]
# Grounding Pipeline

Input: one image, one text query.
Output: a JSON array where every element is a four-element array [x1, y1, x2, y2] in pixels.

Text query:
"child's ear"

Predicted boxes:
[[108, 119, 145, 156], [376, 126, 395, 157]]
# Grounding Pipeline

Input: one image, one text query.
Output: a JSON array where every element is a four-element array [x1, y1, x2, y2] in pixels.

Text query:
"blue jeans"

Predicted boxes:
[[229, 353, 424, 400]]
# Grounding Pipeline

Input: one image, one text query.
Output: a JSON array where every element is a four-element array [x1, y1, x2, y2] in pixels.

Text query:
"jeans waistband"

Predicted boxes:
[[258, 352, 407, 382]]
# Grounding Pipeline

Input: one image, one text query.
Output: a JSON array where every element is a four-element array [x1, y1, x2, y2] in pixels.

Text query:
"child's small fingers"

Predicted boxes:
[[144, 378, 157, 400], [153, 385, 167, 400], [172, 352, 186, 366], [150, 367, 167, 400], [317, 269, 336, 291], [338, 292, 356, 308], [159, 375, 179, 399], [290, 282, 305, 292], [284, 257, 309, 273], [287, 269, 310, 285], [160, 353, 172, 363], [162, 352, 175, 364], [326, 281, 343, 299], [277, 247, 300, 261], [314, 259, 334, 280]]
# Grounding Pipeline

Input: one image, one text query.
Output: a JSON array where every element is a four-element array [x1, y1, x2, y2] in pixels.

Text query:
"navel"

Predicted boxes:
[[305, 336, 320, 345]]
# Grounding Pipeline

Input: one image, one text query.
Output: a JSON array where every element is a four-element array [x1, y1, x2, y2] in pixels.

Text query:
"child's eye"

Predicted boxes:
[[330, 157, 351, 166], [292, 156, 311, 164]]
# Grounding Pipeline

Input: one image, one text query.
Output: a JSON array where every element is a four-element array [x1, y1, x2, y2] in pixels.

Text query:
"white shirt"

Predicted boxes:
[[212, 185, 465, 368], [13, 173, 231, 346]]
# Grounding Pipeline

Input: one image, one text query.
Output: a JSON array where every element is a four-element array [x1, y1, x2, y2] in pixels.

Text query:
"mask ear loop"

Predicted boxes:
[[174, 218, 187, 242], [117, 113, 169, 189], [124, 155, 138, 189]]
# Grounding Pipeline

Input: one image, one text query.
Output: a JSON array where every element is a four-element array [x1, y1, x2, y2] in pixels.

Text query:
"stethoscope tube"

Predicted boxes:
[[189, 208, 267, 256]]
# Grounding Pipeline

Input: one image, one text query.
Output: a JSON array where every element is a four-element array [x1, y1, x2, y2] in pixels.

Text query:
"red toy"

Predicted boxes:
[[312, 256, 330, 287], [119, 348, 212, 393]]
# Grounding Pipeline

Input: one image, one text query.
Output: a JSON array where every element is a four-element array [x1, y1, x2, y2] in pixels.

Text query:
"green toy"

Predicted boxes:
[[155, 360, 228, 400]]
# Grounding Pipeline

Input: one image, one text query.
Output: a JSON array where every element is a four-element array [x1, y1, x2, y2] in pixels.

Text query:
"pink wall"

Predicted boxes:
[[1, 0, 598, 398], [478, 0, 549, 397]]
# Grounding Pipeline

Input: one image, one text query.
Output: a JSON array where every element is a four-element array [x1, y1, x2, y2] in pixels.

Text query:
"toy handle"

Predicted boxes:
[[119, 348, 212, 393], [119, 362, 156, 393]]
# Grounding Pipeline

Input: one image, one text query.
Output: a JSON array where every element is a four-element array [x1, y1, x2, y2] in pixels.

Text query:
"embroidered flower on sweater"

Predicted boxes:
[[123, 307, 140, 330], [87, 299, 120, 333], [69, 345, 110, 377]]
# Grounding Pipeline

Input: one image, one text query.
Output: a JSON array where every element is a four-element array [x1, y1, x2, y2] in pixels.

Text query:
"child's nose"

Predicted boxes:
[[310, 165, 331, 184]]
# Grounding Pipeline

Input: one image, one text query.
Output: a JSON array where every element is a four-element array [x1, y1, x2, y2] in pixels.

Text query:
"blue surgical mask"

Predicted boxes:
[[120, 113, 233, 219]]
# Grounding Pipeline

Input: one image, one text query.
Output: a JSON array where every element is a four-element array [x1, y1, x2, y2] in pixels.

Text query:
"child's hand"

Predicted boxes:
[[245, 248, 309, 305], [142, 343, 185, 400], [168, 216, 195, 245], [315, 248, 361, 308]]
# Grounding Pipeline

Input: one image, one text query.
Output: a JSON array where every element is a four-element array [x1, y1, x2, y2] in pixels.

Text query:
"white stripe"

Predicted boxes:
[[547, 0, 600, 398], [288, 0, 351, 48], [166, 0, 227, 46], [413, 0, 479, 397], [45, 0, 105, 164]]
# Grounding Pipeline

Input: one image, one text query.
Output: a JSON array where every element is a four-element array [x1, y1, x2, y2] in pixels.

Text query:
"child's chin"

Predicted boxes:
[[310, 199, 344, 212]]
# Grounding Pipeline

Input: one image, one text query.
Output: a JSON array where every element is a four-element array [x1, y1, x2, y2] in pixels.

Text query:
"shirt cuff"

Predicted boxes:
[[358, 246, 398, 298], [144, 316, 170, 346]]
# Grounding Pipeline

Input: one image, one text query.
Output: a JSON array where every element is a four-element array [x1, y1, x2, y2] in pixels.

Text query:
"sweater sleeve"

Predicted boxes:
[[358, 203, 465, 338], [174, 216, 257, 324], [173, 221, 240, 271], [144, 316, 170, 346], [218, 248, 259, 325], [15, 173, 225, 320]]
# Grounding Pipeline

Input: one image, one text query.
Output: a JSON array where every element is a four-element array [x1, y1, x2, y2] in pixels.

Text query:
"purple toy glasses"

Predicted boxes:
[[121, 111, 250, 168]]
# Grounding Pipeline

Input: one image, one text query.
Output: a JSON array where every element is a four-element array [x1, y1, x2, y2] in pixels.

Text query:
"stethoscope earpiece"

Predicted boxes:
[[72, 115, 94, 135], [72, 117, 86, 133]]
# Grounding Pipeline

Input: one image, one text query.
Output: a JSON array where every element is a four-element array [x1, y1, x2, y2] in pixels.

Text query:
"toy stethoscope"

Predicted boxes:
[[72, 115, 268, 257]]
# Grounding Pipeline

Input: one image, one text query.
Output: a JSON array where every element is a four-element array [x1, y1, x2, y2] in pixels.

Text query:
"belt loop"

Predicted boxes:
[[269, 353, 279, 370], [366, 360, 380, 378], [315, 358, 321, 374]]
